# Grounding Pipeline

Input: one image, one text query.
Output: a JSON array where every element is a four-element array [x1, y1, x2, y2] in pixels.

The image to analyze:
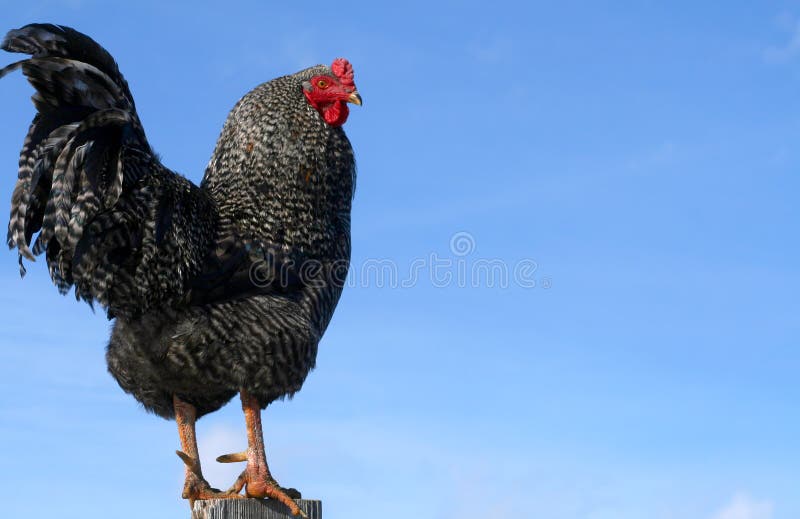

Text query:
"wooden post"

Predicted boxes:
[[192, 499, 321, 519]]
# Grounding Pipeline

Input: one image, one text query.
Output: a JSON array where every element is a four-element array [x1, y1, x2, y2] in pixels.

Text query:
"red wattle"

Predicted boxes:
[[323, 101, 349, 127], [303, 84, 351, 127]]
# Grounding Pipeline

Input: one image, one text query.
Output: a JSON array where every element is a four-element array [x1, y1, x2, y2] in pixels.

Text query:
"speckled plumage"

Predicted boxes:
[[2, 24, 355, 419]]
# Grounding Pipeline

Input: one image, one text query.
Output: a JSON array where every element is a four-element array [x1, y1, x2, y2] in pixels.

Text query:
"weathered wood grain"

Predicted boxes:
[[192, 499, 321, 519]]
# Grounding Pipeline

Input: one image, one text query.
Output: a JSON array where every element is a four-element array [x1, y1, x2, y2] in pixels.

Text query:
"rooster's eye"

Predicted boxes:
[[317, 80, 328, 89]]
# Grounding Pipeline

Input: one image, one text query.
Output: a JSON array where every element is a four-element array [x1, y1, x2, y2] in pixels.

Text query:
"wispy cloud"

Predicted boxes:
[[196, 423, 248, 490], [710, 493, 774, 519], [764, 15, 800, 63], [470, 36, 514, 65], [626, 140, 677, 172]]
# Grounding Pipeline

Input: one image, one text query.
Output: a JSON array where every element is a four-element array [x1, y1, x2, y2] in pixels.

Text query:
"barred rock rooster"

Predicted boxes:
[[1, 24, 360, 516]]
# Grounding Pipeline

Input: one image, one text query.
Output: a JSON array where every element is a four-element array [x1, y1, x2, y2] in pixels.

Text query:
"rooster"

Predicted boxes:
[[1, 23, 360, 517]]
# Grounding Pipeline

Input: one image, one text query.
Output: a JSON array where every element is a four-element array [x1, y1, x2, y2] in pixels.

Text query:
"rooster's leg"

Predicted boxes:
[[174, 395, 240, 507], [217, 389, 305, 518]]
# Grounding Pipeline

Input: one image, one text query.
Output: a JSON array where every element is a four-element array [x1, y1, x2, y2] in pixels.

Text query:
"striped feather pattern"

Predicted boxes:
[[2, 24, 216, 318], [4, 23, 357, 420]]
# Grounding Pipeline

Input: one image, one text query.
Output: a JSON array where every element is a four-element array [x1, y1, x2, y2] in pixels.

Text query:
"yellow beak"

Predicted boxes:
[[347, 91, 363, 106]]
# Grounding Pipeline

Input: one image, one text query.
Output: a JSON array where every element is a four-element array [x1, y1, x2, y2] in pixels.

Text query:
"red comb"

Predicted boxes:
[[331, 58, 355, 89]]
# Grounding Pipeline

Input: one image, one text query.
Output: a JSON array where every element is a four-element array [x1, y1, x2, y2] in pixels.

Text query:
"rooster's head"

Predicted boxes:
[[302, 58, 362, 127]]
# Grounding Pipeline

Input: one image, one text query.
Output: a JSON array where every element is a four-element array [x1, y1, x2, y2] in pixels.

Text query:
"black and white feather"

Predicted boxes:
[[2, 23, 215, 318], [2, 23, 356, 418]]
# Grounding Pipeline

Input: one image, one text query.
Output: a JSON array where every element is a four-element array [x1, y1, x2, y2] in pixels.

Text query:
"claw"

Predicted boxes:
[[284, 487, 302, 500], [176, 450, 201, 474], [240, 473, 306, 516], [226, 469, 247, 494], [216, 451, 248, 463]]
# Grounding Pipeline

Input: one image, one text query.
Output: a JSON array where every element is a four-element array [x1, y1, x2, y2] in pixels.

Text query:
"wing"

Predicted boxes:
[[1, 24, 217, 318], [185, 232, 307, 306]]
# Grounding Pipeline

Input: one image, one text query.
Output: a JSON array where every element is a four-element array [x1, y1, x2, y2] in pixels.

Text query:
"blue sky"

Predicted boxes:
[[0, 1, 798, 518]]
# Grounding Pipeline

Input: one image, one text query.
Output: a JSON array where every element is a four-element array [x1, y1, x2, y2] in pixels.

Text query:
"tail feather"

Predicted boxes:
[[10, 122, 78, 258], [24, 57, 127, 112], [1, 23, 133, 105], [2, 23, 216, 318]]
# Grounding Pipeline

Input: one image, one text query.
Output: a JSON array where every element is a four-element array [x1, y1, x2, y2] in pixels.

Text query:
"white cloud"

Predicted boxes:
[[710, 493, 774, 519], [196, 423, 248, 490]]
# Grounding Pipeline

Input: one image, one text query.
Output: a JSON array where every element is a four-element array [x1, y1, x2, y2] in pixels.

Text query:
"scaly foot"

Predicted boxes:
[[218, 451, 305, 518], [177, 450, 242, 507], [233, 468, 305, 517]]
